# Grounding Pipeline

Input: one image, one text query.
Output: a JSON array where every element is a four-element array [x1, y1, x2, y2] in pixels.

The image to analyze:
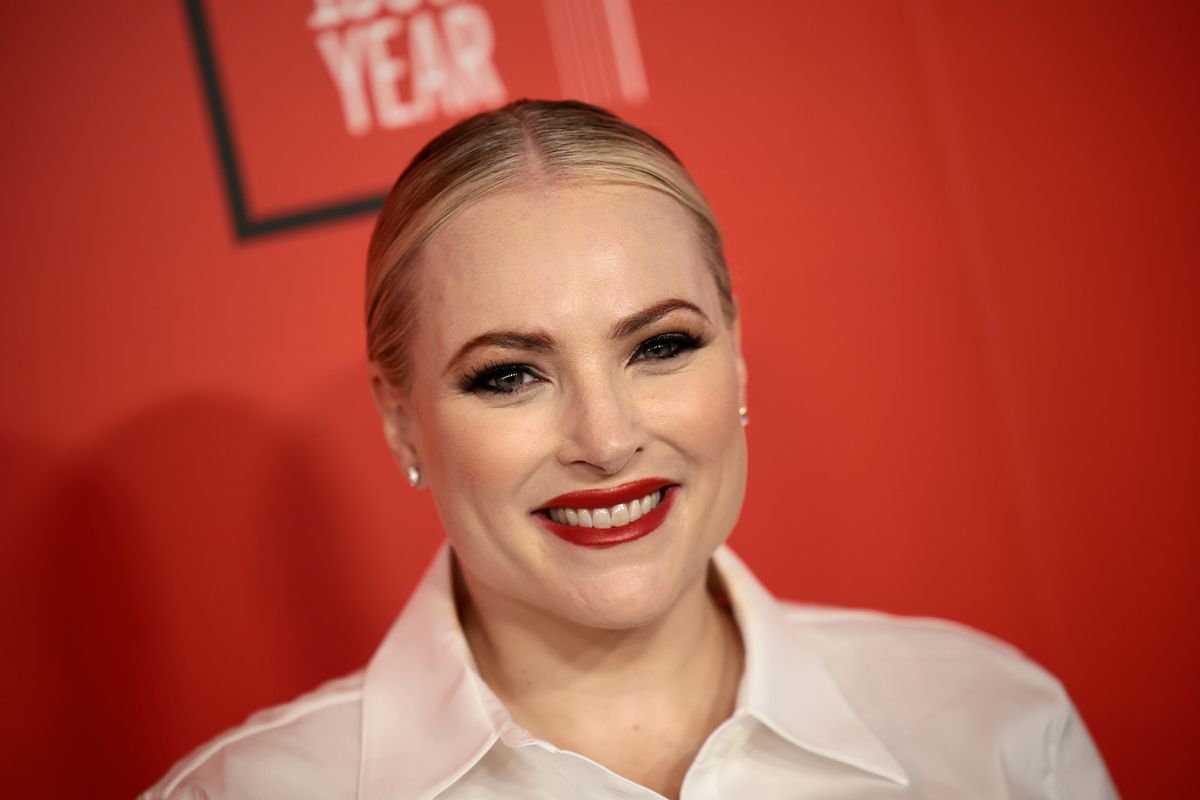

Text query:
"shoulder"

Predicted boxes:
[[781, 602, 1071, 743], [775, 603, 1118, 798], [782, 601, 1060, 690], [141, 672, 365, 800]]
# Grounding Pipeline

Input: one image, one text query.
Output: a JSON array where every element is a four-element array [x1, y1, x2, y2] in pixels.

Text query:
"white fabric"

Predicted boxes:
[[143, 544, 1118, 799]]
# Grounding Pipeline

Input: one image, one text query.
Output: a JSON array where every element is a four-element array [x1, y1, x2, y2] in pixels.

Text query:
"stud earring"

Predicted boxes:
[[406, 465, 421, 488], [739, 406, 750, 427]]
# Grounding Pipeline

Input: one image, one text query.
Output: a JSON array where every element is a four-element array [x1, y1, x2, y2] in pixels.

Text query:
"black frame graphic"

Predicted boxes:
[[182, 0, 387, 240]]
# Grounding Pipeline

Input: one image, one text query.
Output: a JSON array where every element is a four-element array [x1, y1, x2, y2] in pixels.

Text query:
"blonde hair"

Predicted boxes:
[[366, 99, 734, 389]]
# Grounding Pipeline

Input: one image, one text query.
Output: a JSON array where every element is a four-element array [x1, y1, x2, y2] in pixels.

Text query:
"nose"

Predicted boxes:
[[556, 368, 643, 475]]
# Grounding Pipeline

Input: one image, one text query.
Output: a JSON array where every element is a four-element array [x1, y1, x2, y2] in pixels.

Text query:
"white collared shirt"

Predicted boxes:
[[143, 545, 1118, 799]]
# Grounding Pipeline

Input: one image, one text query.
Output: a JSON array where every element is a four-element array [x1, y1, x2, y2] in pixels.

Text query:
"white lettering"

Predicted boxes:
[[311, 1, 507, 135], [307, 0, 343, 30], [364, 17, 417, 128], [310, 0, 425, 30], [314, 27, 373, 136], [344, 0, 385, 23], [409, 10, 470, 119], [385, 0, 423, 13], [441, 3, 505, 108]]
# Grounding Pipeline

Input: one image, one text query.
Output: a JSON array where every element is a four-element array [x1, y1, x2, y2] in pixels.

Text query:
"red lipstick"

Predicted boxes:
[[534, 478, 677, 549]]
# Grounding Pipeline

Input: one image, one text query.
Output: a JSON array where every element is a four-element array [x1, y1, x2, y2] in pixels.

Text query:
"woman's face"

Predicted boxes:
[[376, 183, 747, 629]]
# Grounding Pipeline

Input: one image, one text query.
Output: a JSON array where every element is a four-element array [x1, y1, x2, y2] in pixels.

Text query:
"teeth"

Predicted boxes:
[[547, 489, 664, 529]]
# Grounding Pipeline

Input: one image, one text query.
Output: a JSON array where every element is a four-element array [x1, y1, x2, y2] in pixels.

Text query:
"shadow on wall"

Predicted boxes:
[[1, 388, 427, 798]]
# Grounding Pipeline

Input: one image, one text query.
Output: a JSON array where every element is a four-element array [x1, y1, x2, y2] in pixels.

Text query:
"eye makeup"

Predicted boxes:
[[458, 360, 543, 395], [628, 330, 708, 365], [456, 326, 711, 397]]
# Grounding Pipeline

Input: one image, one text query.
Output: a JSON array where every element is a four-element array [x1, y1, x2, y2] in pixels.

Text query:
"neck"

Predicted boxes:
[[454, 553, 744, 738]]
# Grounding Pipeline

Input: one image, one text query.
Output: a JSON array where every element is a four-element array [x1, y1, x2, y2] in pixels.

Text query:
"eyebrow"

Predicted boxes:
[[443, 298, 710, 377], [609, 298, 709, 340]]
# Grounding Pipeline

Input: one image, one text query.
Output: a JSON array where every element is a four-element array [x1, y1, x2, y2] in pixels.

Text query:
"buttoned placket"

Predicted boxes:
[[482, 711, 756, 800]]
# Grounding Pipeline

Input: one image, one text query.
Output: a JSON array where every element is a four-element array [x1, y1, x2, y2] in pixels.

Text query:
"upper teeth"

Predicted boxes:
[[548, 490, 663, 529]]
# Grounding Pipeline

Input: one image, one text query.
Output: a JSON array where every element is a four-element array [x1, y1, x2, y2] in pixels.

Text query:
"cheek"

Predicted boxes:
[[421, 400, 546, 526], [646, 350, 743, 458], [644, 347, 748, 542]]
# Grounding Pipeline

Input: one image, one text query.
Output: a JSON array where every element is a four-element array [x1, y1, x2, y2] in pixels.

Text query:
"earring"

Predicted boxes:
[[739, 406, 750, 427], [406, 465, 421, 487]]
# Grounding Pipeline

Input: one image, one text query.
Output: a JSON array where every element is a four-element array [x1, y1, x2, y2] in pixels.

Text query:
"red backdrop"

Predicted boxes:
[[2, 1, 1196, 796]]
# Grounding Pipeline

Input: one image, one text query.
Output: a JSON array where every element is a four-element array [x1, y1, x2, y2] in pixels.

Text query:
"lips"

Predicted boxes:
[[533, 477, 678, 549], [536, 477, 673, 512]]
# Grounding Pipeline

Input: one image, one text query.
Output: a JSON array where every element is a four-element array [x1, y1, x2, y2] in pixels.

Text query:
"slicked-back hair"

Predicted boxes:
[[365, 99, 735, 389]]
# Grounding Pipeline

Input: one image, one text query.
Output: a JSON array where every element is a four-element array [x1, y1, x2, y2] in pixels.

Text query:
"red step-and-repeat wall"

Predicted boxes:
[[2, 1, 1196, 796]]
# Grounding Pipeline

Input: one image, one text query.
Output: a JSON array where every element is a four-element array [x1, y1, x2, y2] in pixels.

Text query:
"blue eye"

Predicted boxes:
[[464, 363, 540, 395]]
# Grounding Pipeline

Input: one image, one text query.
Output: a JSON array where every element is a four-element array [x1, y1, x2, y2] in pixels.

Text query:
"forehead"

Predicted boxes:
[[414, 184, 717, 353]]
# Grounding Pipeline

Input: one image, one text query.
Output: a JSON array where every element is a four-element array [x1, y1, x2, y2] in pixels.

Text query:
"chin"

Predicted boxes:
[[558, 566, 684, 630]]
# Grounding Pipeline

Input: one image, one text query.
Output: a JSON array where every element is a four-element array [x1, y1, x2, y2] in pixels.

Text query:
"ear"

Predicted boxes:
[[368, 364, 421, 476]]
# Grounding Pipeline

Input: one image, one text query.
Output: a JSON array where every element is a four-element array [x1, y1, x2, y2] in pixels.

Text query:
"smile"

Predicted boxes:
[[546, 489, 662, 529], [533, 478, 677, 548]]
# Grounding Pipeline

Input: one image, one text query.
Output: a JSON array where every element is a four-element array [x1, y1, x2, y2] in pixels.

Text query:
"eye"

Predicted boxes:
[[463, 363, 541, 395], [631, 332, 705, 363]]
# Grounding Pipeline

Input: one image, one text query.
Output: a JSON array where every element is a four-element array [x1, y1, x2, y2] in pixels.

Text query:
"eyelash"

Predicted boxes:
[[460, 331, 709, 396]]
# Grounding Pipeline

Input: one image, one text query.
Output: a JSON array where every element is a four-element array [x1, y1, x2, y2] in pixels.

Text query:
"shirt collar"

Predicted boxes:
[[358, 545, 497, 800], [359, 543, 908, 799], [713, 546, 909, 786]]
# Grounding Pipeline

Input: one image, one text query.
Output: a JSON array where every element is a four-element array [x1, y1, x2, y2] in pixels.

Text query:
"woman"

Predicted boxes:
[[145, 100, 1117, 799]]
